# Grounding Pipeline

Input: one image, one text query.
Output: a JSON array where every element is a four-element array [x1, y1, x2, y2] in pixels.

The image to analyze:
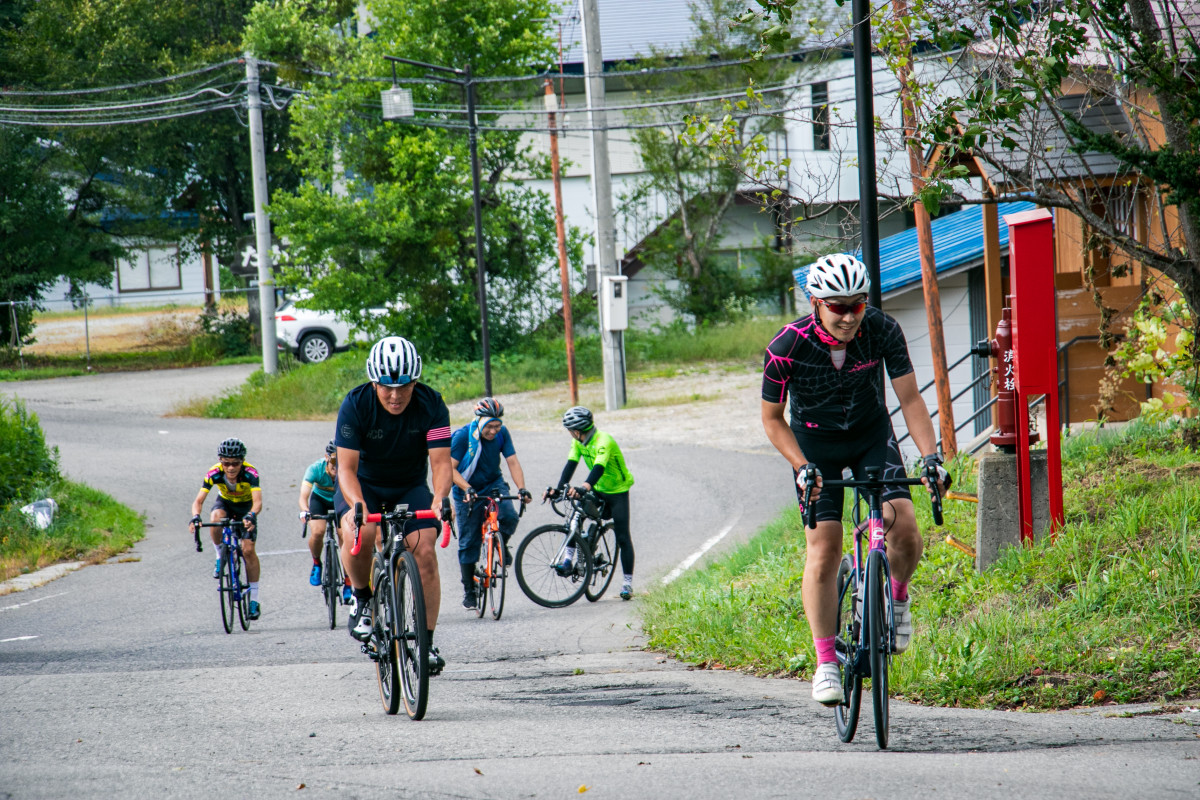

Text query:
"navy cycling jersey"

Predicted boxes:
[[762, 306, 914, 432], [334, 382, 451, 487]]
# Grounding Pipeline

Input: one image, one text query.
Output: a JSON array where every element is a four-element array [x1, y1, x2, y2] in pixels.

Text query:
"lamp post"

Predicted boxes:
[[381, 56, 492, 396]]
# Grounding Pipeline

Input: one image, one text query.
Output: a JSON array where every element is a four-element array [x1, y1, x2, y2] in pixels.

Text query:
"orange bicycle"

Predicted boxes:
[[467, 490, 525, 620]]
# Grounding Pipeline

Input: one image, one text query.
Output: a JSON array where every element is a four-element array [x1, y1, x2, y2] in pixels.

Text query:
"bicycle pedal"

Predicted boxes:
[[361, 642, 380, 661]]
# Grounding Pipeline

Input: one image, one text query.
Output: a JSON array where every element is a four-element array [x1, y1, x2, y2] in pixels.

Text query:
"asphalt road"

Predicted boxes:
[[1, 366, 1198, 799]]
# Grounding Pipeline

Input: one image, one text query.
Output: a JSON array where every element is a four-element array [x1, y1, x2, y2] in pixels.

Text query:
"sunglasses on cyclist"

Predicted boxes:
[[819, 298, 867, 316], [375, 374, 414, 387], [220, 460, 243, 468]]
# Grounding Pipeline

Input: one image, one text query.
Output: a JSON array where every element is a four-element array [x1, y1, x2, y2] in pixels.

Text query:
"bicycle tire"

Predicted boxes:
[[219, 545, 234, 634], [834, 554, 862, 743], [323, 538, 340, 630], [584, 522, 618, 602], [395, 550, 430, 720], [514, 524, 592, 608], [372, 554, 401, 715], [235, 550, 250, 631], [474, 537, 488, 619], [866, 549, 891, 749], [487, 536, 506, 620]]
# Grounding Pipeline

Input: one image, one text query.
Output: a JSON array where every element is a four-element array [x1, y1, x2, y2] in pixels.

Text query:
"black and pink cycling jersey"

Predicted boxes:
[[761, 306, 914, 433]]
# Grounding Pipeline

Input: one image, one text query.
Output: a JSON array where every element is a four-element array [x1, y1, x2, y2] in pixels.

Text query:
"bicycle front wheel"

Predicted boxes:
[[487, 535, 506, 620], [235, 551, 250, 631], [372, 555, 401, 715], [866, 549, 891, 749], [584, 522, 618, 602], [395, 550, 430, 720], [834, 554, 862, 743], [218, 545, 234, 634], [515, 524, 592, 608]]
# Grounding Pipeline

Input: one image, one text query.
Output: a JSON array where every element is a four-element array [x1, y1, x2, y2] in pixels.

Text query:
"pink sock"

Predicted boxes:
[[814, 635, 836, 664], [892, 581, 909, 602]]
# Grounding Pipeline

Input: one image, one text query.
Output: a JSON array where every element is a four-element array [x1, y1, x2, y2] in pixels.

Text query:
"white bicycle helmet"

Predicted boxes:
[[805, 254, 871, 299], [366, 336, 422, 384]]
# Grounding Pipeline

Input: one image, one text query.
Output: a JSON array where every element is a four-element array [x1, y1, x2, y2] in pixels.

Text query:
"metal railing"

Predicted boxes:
[[890, 334, 1107, 456]]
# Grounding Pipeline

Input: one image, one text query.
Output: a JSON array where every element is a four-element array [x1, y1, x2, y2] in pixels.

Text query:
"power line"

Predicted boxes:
[[0, 59, 242, 97]]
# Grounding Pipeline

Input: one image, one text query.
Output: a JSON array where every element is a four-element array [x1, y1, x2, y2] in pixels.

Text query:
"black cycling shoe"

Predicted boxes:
[[428, 646, 446, 676], [462, 589, 477, 609]]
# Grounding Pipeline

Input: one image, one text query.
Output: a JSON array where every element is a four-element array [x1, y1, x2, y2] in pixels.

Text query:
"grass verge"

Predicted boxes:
[[178, 315, 790, 419], [0, 351, 259, 381], [642, 419, 1200, 710], [1, 479, 145, 588]]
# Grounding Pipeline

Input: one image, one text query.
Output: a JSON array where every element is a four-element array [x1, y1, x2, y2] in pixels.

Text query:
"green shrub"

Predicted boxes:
[[0, 397, 59, 506]]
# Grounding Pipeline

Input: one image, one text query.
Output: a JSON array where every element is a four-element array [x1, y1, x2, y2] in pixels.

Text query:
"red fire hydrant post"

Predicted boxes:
[[1004, 209, 1065, 541]]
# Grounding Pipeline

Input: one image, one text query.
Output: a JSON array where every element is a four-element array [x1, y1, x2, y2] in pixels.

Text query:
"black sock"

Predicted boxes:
[[353, 587, 372, 603], [427, 629, 435, 647]]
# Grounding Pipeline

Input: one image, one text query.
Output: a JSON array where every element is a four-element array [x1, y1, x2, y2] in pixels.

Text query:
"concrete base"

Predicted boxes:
[[975, 450, 1049, 571]]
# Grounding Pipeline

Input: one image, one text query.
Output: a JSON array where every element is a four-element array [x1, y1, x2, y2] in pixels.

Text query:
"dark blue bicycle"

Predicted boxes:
[[804, 465, 943, 749], [194, 519, 252, 633]]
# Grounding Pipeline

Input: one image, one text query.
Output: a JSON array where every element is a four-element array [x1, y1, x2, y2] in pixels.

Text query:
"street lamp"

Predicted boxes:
[[381, 55, 492, 396]]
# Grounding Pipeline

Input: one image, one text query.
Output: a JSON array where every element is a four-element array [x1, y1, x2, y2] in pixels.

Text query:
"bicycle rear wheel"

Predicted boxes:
[[514, 524, 592, 608], [487, 536, 506, 620], [218, 545, 234, 634], [866, 549, 891, 749], [395, 550, 430, 720], [584, 522, 618, 602], [372, 555, 401, 715], [834, 554, 862, 743], [323, 539, 340, 630], [235, 550, 250, 630]]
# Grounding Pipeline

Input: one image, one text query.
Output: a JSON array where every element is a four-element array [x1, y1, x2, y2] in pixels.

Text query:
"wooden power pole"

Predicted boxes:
[[545, 80, 578, 404]]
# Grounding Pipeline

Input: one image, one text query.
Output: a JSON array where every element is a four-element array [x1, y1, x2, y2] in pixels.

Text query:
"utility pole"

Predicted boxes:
[[580, 0, 626, 410], [852, 0, 882, 310], [245, 53, 278, 376], [892, 0, 956, 457], [546, 80, 579, 404]]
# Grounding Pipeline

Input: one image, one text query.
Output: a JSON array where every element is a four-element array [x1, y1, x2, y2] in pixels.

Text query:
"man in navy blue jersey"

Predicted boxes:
[[761, 254, 949, 705], [334, 336, 453, 675]]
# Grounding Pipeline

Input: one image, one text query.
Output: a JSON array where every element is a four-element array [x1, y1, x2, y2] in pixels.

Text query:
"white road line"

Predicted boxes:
[[661, 517, 739, 585], [1, 591, 68, 613], [256, 549, 309, 556], [0, 635, 38, 643]]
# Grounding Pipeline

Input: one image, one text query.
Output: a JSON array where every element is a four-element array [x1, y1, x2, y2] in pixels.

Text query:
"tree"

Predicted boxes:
[[0, 0, 300, 297], [0, 127, 116, 347], [742, 0, 1200, 405], [243, 0, 582, 361], [619, 0, 811, 324]]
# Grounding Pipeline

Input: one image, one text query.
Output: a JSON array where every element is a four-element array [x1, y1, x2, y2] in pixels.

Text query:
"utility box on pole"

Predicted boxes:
[[600, 275, 628, 331]]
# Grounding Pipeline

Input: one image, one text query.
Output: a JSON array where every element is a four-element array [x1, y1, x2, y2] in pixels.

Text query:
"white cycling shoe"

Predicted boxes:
[[811, 662, 843, 706], [893, 599, 912, 654]]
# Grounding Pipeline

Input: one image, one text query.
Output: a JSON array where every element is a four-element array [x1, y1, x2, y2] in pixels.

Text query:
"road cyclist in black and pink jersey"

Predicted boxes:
[[333, 336, 454, 676], [760, 253, 950, 706]]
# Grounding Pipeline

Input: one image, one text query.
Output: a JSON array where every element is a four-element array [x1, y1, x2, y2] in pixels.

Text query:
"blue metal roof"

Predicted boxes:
[[793, 200, 1039, 299]]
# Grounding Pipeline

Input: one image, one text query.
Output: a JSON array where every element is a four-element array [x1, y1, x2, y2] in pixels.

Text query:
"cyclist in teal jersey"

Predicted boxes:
[[299, 441, 349, 600], [543, 406, 637, 599]]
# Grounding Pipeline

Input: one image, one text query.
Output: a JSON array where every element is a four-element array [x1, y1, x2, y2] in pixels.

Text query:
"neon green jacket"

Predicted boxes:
[[569, 430, 634, 494]]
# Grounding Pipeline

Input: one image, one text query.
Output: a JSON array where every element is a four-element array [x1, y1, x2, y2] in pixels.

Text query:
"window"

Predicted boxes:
[[812, 82, 830, 151], [116, 246, 182, 292]]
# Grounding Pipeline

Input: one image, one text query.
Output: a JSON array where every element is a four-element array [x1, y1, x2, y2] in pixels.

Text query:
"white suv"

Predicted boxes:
[[274, 295, 384, 363]]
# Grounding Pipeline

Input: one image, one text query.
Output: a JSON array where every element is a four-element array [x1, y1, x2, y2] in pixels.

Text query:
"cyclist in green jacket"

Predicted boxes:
[[543, 406, 636, 599]]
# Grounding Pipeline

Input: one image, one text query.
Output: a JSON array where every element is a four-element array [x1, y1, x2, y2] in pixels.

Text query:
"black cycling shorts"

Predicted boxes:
[[792, 415, 910, 524], [307, 492, 335, 518], [212, 497, 257, 541], [334, 482, 437, 536]]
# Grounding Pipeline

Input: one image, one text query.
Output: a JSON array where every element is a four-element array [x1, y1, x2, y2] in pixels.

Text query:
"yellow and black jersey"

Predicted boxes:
[[201, 462, 262, 504]]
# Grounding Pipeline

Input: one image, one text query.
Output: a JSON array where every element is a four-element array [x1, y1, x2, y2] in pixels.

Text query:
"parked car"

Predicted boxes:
[[275, 294, 386, 363]]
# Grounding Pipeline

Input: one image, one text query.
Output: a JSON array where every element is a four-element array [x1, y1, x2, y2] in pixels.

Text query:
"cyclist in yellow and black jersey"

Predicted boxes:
[[190, 437, 264, 619]]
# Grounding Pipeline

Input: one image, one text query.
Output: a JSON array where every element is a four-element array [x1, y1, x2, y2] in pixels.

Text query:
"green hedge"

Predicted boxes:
[[0, 397, 59, 507]]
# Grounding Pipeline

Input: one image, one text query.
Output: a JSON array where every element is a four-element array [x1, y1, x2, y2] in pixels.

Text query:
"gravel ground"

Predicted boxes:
[[446, 362, 773, 455]]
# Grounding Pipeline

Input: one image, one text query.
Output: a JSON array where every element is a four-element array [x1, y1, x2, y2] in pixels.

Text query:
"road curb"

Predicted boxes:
[[0, 561, 85, 596]]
